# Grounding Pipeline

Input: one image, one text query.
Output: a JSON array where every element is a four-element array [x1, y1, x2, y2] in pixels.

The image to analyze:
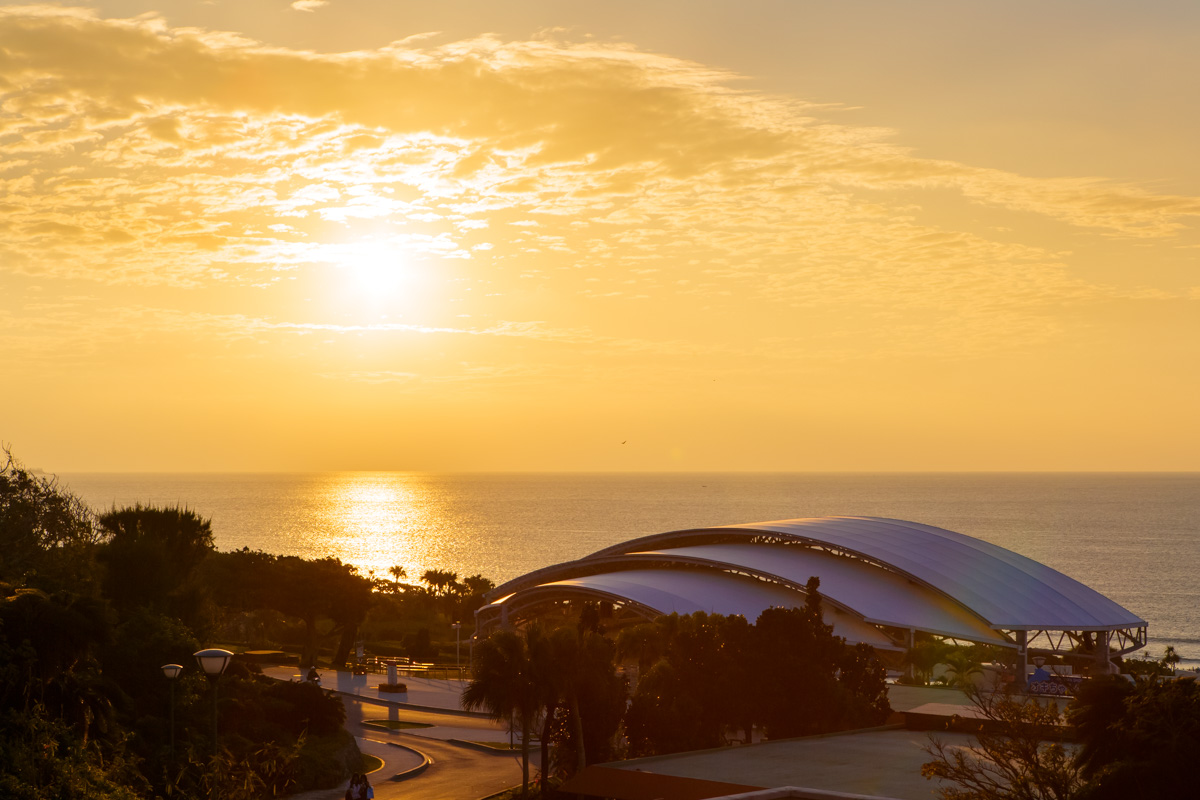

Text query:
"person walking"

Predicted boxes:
[[346, 773, 373, 800]]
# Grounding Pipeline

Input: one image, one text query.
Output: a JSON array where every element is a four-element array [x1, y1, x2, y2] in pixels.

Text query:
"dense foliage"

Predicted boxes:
[[923, 652, 1200, 800], [0, 451, 368, 799], [463, 585, 893, 798], [620, 582, 891, 756], [462, 618, 626, 798], [1070, 673, 1200, 799]]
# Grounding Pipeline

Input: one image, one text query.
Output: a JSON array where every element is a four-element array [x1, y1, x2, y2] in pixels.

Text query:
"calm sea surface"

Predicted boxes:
[[59, 472, 1200, 665]]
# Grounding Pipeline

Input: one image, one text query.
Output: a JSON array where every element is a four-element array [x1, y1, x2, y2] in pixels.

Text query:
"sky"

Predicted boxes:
[[2, 1, 1198, 472]]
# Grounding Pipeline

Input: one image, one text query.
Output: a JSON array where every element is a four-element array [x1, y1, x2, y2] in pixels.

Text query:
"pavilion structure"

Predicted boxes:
[[475, 516, 1147, 676]]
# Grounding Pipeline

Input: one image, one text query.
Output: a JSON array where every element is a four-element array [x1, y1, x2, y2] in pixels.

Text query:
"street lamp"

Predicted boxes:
[[161, 663, 183, 764], [452, 622, 462, 675], [194, 648, 234, 755]]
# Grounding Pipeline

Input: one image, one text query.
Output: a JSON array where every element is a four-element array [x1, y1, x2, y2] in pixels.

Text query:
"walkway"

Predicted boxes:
[[265, 666, 525, 800], [261, 665, 476, 714]]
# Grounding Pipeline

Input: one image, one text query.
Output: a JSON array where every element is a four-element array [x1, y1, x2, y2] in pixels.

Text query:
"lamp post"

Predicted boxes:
[[452, 622, 462, 676], [161, 663, 183, 764], [194, 648, 234, 756]]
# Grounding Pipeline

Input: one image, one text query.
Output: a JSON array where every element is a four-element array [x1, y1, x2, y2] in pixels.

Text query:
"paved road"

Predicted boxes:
[[374, 734, 526, 800], [288, 692, 525, 800]]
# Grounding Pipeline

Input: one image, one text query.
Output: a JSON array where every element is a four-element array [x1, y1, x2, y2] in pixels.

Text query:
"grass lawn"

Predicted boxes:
[[465, 740, 522, 751], [363, 719, 433, 730], [360, 754, 384, 774]]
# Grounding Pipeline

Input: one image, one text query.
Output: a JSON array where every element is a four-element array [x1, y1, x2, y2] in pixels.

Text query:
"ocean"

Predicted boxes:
[[59, 471, 1200, 665]]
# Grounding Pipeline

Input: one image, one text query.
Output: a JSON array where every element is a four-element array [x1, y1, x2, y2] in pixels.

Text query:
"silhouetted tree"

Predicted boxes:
[[97, 505, 215, 627], [1071, 673, 1200, 799], [922, 686, 1082, 800], [462, 626, 546, 797], [543, 627, 625, 777], [404, 627, 438, 662], [625, 658, 710, 756], [421, 569, 458, 598], [0, 449, 103, 591], [753, 578, 849, 739], [387, 564, 407, 593], [625, 580, 890, 755], [616, 619, 666, 677], [323, 565, 374, 667]]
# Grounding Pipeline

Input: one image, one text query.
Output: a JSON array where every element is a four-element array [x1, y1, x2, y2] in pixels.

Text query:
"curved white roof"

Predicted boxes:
[[520, 568, 896, 649], [590, 516, 1144, 632], [481, 516, 1145, 649], [636, 544, 1010, 645]]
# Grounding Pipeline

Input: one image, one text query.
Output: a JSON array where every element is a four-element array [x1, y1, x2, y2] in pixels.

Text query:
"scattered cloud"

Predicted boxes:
[[0, 5, 1197, 375]]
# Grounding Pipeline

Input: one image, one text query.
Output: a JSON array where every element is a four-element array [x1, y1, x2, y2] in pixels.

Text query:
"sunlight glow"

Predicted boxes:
[[325, 473, 424, 577], [336, 241, 408, 297], [317, 239, 429, 317]]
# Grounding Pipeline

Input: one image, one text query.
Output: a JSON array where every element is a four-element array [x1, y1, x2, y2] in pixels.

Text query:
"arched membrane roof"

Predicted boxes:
[[489, 567, 898, 650], [481, 517, 1146, 652], [587, 517, 1145, 632], [636, 544, 1010, 646]]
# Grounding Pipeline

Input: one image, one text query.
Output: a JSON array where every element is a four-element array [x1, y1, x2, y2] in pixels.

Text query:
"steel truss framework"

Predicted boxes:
[[1019, 626, 1148, 657]]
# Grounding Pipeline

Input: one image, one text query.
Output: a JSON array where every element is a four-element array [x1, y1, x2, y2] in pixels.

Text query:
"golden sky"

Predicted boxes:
[[3, 2, 1199, 472]]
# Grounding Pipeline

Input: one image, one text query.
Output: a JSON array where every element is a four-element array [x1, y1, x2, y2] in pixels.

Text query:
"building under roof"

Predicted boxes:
[[476, 516, 1146, 672]]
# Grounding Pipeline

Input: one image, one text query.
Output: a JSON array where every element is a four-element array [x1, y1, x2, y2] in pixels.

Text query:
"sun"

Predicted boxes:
[[320, 239, 423, 316], [337, 241, 407, 298]]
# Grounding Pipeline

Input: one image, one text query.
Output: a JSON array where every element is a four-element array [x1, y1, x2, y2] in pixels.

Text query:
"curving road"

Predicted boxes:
[[289, 694, 527, 800]]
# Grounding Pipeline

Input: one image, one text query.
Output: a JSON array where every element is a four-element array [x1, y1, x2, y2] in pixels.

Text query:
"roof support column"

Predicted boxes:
[[1097, 632, 1114, 675], [904, 629, 915, 682], [1015, 630, 1028, 690]]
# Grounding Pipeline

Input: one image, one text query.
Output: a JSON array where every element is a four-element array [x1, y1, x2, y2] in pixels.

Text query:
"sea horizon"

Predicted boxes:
[[56, 471, 1200, 666]]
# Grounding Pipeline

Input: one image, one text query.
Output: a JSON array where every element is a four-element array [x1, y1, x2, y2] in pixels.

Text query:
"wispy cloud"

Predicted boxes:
[[1, 5, 1197, 370]]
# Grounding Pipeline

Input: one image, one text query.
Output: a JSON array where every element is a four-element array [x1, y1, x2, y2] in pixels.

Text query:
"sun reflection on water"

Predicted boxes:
[[315, 473, 436, 583]]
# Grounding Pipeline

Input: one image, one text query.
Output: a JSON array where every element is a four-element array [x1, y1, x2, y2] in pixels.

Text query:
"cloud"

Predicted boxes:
[[1, 5, 1197, 368], [291, 0, 328, 11]]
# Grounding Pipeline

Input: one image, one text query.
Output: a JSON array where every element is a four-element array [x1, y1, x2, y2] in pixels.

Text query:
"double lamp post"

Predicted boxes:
[[161, 648, 234, 761]]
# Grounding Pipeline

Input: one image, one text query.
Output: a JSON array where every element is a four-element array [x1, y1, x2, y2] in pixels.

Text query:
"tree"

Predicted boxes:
[[421, 569, 459, 599], [715, 613, 758, 743], [624, 658, 710, 757], [921, 687, 1083, 800], [262, 556, 372, 667], [321, 564, 374, 667], [624, 612, 734, 755], [462, 627, 546, 797], [387, 565, 407, 593], [1070, 674, 1200, 799], [0, 449, 103, 591], [751, 577, 887, 739], [838, 641, 892, 727], [96, 505, 215, 625], [942, 646, 986, 690], [623, 589, 890, 756], [541, 626, 625, 780], [904, 639, 950, 686], [271, 557, 328, 667], [454, 573, 496, 620], [0, 589, 112, 722], [615, 620, 666, 677]]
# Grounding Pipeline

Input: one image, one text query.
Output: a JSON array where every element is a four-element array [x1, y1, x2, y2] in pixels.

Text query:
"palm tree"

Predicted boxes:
[[388, 564, 406, 594], [462, 627, 546, 797], [616, 621, 666, 683], [942, 647, 985, 690], [421, 569, 459, 598], [547, 627, 617, 776]]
